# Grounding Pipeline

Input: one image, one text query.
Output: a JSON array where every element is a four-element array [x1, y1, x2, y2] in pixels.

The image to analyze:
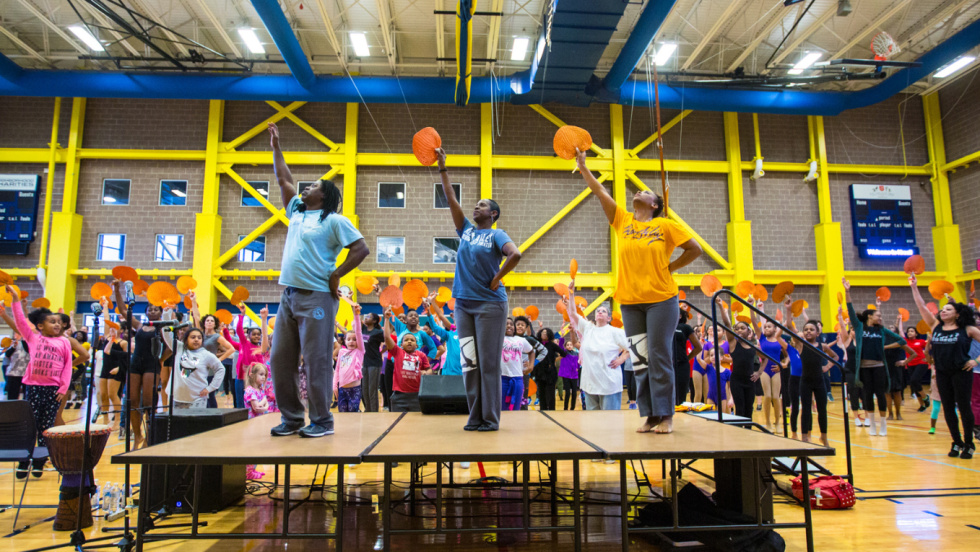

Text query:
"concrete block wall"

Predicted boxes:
[[942, 68, 980, 275]]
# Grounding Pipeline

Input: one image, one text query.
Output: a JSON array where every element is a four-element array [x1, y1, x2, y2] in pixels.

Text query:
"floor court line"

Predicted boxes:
[[828, 439, 980, 474]]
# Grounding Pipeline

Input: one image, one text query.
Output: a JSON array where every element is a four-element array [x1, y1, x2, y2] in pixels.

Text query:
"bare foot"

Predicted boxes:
[[896, 415, 904, 421], [820, 435, 830, 447], [654, 416, 673, 434], [134, 434, 145, 450], [637, 416, 660, 433], [791, 433, 798, 440], [801, 434, 811, 443]]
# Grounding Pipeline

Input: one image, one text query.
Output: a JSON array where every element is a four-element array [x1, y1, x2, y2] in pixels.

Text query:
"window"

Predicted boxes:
[[97, 233, 126, 261], [298, 181, 315, 195], [242, 181, 270, 207], [102, 179, 131, 205], [154, 234, 183, 262], [434, 183, 461, 209], [238, 235, 266, 262], [377, 237, 405, 264], [160, 180, 188, 206], [433, 237, 460, 264], [378, 182, 406, 208]]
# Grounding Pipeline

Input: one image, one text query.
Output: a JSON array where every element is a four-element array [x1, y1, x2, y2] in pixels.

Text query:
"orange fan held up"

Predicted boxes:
[[903, 254, 925, 275], [553, 126, 592, 160], [413, 128, 442, 166], [700, 275, 722, 297]]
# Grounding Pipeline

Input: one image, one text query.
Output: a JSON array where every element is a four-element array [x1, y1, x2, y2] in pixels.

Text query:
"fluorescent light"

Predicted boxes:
[[652, 43, 676, 66], [258, 188, 268, 196], [788, 52, 822, 75], [395, 192, 404, 199], [170, 189, 186, 197], [510, 37, 529, 61], [935, 56, 976, 78], [350, 32, 370, 57], [103, 196, 116, 203], [238, 28, 265, 54], [68, 26, 104, 52]]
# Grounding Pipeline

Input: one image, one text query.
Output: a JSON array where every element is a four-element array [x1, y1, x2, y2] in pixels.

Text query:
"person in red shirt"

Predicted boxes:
[[899, 317, 930, 412], [384, 308, 432, 412]]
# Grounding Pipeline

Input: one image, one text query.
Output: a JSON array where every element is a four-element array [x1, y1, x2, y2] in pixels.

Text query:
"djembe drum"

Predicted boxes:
[[43, 424, 112, 531]]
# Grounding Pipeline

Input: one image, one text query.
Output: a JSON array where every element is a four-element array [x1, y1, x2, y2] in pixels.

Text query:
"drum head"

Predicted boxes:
[[44, 423, 112, 437]]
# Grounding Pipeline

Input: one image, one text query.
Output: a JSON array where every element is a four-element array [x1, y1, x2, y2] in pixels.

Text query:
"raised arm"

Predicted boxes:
[[260, 305, 270, 354], [352, 304, 365, 354], [908, 275, 938, 329], [189, 291, 201, 330], [268, 123, 297, 205], [382, 309, 396, 351], [576, 149, 618, 224], [0, 301, 20, 337], [436, 148, 465, 231]]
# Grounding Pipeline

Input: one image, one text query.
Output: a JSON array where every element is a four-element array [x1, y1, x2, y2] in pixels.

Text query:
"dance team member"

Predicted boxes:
[[884, 320, 908, 421], [514, 316, 544, 409], [223, 303, 271, 409], [898, 320, 930, 412], [0, 290, 82, 478], [359, 311, 385, 412], [266, 122, 368, 438], [334, 304, 365, 412], [673, 309, 701, 405], [782, 300, 805, 438], [910, 275, 976, 459], [565, 286, 630, 411], [423, 294, 462, 377], [98, 320, 127, 430], [534, 327, 566, 411], [844, 278, 913, 436], [716, 300, 761, 419], [752, 301, 787, 431], [558, 333, 581, 410], [171, 328, 225, 409], [189, 295, 234, 407], [798, 321, 838, 447], [927, 362, 943, 435], [836, 314, 867, 427], [575, 150, 702, 433], [501, 318, 532, 411], [383, 308, 431, 412], [436, 147, 521, 431]]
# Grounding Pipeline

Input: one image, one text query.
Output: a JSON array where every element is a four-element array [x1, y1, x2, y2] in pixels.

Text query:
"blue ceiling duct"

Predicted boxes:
[[614, 8, 980, 115], [600, 0, 678, 94], [248, 0, 316, 89], [0, 51, 23, 82]]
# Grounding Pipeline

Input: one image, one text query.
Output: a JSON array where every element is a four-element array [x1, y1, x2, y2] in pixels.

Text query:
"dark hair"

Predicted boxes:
[[183, 327, 204, 345], [646, 191, 665, 218], [248, 327, 262, 338], [514, 316, 532, 331], [487, 199, 501, 223], [364, 312, 380, 326], [297, 180, 342, 222], [948, 302, 976, 329], [200, 314, 219, 331], [538, 328, 555, 342], [678, 308, 689, 324], [803, 321, 819, 332], [857, 309, 879, 326], [58, 313, 71, 328], [73, 330, 88, 344], [28, 307, 54, 327]]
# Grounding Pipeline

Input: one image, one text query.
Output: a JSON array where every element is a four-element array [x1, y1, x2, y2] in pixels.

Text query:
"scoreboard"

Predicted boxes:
[[848, 183, 918, 259], [0, 174, 41, 256]]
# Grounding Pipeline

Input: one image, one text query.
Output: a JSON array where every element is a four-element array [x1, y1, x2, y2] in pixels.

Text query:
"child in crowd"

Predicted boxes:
[[335, 304, 365, 412], [383, 308, 431, 412], [172, 328, 225, 409], [558, 335, 581, 410], [223, 304, 270, 409], [929, 362, 942, 435], [245, 363, 278, 479], [502, 318, 533, 411]]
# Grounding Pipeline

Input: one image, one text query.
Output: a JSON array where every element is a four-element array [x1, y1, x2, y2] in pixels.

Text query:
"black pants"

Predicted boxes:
[[788, 375, 802, 433], [562, 377, 579, 410], [382, 359, 395, 409], [675, 364, 690, 405], [908, 364, 929, 398], [5, 375, 22, 401], [221, 360, 234, 394], [843, 370, 863, 412], [624, 371, 637, 402], [729, 376, 755, 419], [860, 364, 888, 412], [206, 375, 217, 408], [538, 380, 556, 411], [25, 385, 60, 447], [800, 378, 828, 434], [935, 367, 975, 448]]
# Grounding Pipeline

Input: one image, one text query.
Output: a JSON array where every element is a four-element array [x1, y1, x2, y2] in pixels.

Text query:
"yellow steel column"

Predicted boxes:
[[724, 112, 754, 285], [45, 98, 85, 311], [194, 100, 224, 313], [337, 103, 359, 310], [609, 105, 627, 313], [38, 98, 61, 270], [481, 103, 493, 199], [923, 93, 964, 301], [809, 116, 845, 323]]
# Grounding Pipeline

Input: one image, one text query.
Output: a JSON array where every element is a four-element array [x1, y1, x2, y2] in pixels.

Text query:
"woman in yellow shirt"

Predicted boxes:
[[576, 150, 702, 434]]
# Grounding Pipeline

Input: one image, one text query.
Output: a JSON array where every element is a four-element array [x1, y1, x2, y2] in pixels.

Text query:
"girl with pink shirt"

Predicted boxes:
[[0, 286, 81, 478], [244, 363, 278, 479], [223, 305, 270, 408], [334, 304, 365, 412]]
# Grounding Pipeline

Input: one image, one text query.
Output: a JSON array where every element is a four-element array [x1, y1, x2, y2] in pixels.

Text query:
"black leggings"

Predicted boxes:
[[221, 360, 234, 394], [860, 364, 888, 412], [729, 377, 755, 419], [843, 370, 863, 412], [624, 371, 637, 402], [935, 367, 975, 448], [800, 378, 828, 435], [538, 380, 556, 411], [382, 359, 394, 409], [5, 375, 22, 401], [908, 364, 930, 398], [788, 375, 802, 433], [562, 377, 579, 410], [675, 364, 690, 405]]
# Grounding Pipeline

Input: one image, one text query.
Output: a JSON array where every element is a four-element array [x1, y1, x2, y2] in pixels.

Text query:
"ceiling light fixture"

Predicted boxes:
[[511, 37, 529, 61], [237, 28, 265, 54], [68, 26, 105, 52], [788, 52, 822, 75], [652, 43, 677, 66], [351, 32, 370, 57], [934, 56, 976, 78]]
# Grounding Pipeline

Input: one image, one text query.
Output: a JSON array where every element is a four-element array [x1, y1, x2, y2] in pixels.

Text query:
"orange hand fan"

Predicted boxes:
[[104, 319, 120, 331], [389, 274, 401, 288], [611, 318, 623, 328], [230, 286, 250, 306], [866, 304, 877, 311], [214, 309, 233, 325], [790, 300, 808, 317], [91, 282, 113, 301], [876, 287, 891, 302], [403, 280, 430, 310], [570, 259, 578, 280], [176, 276, 198, 294], [753, 285, 768, 302], [412, 127, 442, 166], [735, 280, 754, 299], [356, 276, 379, 295], [554, 283, 569, 298], [111, 266, 139, 283], [574, 296, 588, 309], [147, 281, 180, 307], [736, 315, 752, 325], [183, 295, 193, 310], [898, 308, 910, 322], [436, 286, 452, 303], [31, 298, 50, 309], [447, 298, 456, 311], [133, 280, 150, 296], [553, 126, 592, 160], [837, 291, 844, 305], [556, 299, 567, 315], [700, 275, 722, 297], [526, 305, 540, 321], [678, 290, 687, 300], [928, 280, 954, 300], [379, 286, 403, 310], [773, 281, 795, 303], [732, 301, 744, 313], [903, 254, 925, 275], [512, 307, 526, 318], [0, 270, 12, 286], [916, 320, 931, 335], [926, 302, 938, 316]]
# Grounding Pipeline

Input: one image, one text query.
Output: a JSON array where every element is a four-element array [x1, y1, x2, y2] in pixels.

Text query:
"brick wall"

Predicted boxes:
[[939, 67, 980, 162], [223, 101, 348, 151], [0, 96, 72, 149], [737, 113, 810, 163], [359, 104, 482, 155], [623, 107, 726, 161], [950, 165, 980, 274], [83, 99, 210, 151], [745, 174, 820, 270], [825, 94, 929, 167]]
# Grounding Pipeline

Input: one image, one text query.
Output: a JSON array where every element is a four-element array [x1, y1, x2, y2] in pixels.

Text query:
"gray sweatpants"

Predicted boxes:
[[360, 362, 382, 412], [623, 295, 678, 419], [456, 299, 507, 430], [270, 287, 338, 428]]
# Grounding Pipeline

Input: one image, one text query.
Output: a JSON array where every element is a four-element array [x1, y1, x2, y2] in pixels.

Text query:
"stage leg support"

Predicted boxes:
[[802, 457, 814, 552], [336, 464, 344, 551], [573, 460, 581, 552], [620, 460, 628, 551], [383, 462, 392, 552]]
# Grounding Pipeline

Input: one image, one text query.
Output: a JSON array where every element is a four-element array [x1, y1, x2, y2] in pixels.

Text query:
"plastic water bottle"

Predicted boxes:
[[109, 484, 120, 513], [102, 483, 112, 513], [93, 479, 101, 510]]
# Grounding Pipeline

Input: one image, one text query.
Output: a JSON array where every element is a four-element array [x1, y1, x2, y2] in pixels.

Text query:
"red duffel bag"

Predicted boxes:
[[791, 475, 855, 509]]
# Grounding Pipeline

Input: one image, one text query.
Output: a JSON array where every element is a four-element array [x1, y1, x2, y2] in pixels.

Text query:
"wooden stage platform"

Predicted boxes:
[[114, 411, 834, 551]]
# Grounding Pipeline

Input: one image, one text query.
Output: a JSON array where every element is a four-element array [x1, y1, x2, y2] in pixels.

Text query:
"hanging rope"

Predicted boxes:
[[652, 62, 668, 216]]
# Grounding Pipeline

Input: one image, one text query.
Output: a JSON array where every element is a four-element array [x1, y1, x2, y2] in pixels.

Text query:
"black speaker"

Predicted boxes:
[[145, 408, 249, 513], [418, 375, 468, 415]]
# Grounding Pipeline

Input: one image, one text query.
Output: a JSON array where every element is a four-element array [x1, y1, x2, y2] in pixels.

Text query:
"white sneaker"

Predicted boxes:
[[855, 417, 863, 427], [868, 423, 876, 436], [591, 459, 602, 463], [879, 420, 887, 436], [460, 462, 470, 469], [604, 459, 616, 464], [863, 417, 872, 427]]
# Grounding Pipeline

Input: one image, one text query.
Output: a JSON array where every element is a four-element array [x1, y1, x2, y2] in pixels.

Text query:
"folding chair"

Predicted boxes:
[[0, 400, 50, 529]]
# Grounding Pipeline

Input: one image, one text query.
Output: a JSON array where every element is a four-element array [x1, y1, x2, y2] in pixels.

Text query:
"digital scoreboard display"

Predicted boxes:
[[0, 174, 41, 255], [849, 183, 918, 259]]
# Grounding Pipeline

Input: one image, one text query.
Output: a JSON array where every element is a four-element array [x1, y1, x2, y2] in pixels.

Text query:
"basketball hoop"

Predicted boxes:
[[870, 32, 900, 61]]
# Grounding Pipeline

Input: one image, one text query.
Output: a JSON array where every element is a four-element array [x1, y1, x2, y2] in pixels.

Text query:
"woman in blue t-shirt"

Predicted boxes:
[[436, 147, 522, 432]]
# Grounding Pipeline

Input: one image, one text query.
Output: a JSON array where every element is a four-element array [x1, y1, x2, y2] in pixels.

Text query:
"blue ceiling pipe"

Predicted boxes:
[[248, 0, 316, 90], [615, 10, 980, 115], [0, 52, 23, 82], [600, 0, 678, 93]]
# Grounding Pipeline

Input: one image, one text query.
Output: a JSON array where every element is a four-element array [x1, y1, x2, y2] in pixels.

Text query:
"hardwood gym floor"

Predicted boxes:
[[3, 387, 978, 551]]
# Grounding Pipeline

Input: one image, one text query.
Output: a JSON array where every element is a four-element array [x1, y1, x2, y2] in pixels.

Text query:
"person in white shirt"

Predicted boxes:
[[565, 283, 630, 411], [501, 319, 533, 411], [172, 328, 225, 409]]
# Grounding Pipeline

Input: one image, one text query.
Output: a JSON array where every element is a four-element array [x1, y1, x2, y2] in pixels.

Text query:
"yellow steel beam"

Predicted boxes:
[[494, 154, 611, 172], [923, 92, 964, 301], [843, 271, 947, 287], [223, 101, 306, 151], [583, 288, 614, 316], [359, 152, 480, 168], [61, 98, 85, 214], [343, 103, 359, 227], [528, 104, 606, 156], [214, 268, 282, 279], [0, 148, 58, 163], [224, 167, 293, 226], [827, 164, 930, 176], [517, 175, 609, 253], [625, 158, 730, 173], [610, 105, 627, 301], [267, 100, 339, 151], [77, 149, 206, 161], [214, 211, 283, 269], [45, 98, 86, 311], [724, 112, 754, 286], [809, 115, 846, 324], [73, 268, 193, 277], [38, 97, 61, 270], [674, 271, 734, 287], [955, 271, 980, 283], [218, 150, 346, 165], [213, 278, 261, 325], [754, 270, 826, 286], [943, 149, 980, 172], [629, 109, 692, 157], [319, 165, 343, 182], [192, 100, 225, 313], [481, 103, 492, 201]]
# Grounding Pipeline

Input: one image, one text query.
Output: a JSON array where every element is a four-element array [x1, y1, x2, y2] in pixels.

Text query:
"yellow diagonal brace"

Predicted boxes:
[[224, 101, 306, 151], [528, 104, 606, 156], [267, 101, 339, 151], [629, 110, 692, 157], [583, 288, 615, 316], [625, 171, 732, 271], [212, 278, 261, 325], [517, 173, 610, 253], [320, 165, 343, 182], [224, 167, 292, 226], [214, 211, 284, 269]]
